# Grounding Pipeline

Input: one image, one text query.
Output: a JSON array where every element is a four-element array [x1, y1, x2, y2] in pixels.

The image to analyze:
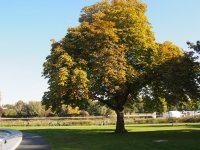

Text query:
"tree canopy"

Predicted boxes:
[[42, 0, 200, 133]]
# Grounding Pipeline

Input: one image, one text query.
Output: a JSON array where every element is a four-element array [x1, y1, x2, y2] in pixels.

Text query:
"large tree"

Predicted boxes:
[[42, 0, 200, 133]]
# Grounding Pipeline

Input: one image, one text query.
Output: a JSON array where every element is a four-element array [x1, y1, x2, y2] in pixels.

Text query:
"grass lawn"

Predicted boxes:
[[6, 123, 200, 150]]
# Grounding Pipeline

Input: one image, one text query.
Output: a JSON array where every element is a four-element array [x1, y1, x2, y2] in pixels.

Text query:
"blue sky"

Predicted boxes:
[[0, 0, 199, 105]]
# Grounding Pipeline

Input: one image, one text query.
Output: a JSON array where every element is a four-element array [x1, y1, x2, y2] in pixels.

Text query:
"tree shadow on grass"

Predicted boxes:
[[14, 125, 200, 150]]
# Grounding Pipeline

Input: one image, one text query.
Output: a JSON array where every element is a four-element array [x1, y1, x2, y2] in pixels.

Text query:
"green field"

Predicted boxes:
[[8, 123, 200, 150]]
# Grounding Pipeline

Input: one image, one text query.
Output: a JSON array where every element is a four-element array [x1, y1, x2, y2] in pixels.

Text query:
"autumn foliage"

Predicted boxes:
[[42, 0, 200, 133]]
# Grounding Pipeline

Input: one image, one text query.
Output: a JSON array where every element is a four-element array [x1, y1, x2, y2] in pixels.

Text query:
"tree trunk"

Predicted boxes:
[[115, 110, 127, 133]]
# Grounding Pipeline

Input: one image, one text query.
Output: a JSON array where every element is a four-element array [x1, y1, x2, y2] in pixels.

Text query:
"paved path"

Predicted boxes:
[[16, 132, 51, 150]]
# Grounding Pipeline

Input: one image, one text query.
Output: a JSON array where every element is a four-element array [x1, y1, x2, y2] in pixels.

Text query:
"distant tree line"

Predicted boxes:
[[1, 100, 42, 118], [0, 99, 198, 118]]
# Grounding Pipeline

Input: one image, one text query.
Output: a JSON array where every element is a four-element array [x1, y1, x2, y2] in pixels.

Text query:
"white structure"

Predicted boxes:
[[161, 110, 200, 118], [166, 111, 183, 118]]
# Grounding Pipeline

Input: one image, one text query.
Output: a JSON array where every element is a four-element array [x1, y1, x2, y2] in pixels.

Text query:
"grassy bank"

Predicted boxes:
[[6, 123, 200, 150]]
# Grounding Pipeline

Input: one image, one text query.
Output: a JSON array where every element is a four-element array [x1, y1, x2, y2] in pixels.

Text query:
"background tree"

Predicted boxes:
[[134, 103, 144, 113], [28, 101, 42, 117], [3, 104, 14, 109], [15, 100, 29, 117], [3, 109, 17, 117], [176, 100, 198, 111], [41, 105, 56, 117], [87, 100, 115, 116], [60, 104, 80, 116], [42, 0, 200, 133]]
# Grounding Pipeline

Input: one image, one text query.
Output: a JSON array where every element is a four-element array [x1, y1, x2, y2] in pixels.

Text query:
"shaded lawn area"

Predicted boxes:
[[8, 124, 200, 150]]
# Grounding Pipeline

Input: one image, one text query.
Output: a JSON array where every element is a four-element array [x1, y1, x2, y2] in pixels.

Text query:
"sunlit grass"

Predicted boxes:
[[5, 123, 200, 150]]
